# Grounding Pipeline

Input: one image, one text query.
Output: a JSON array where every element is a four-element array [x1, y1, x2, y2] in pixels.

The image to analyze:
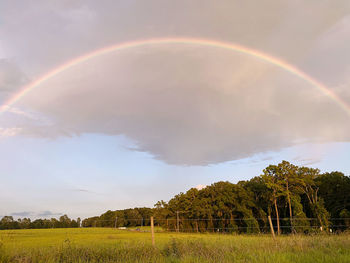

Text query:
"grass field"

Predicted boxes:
[[0, 228, 349, 262]]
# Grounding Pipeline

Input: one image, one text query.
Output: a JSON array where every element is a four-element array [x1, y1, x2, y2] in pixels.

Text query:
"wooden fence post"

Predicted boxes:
[[151, 216, 155, 247], [176, 211, 179, 232]]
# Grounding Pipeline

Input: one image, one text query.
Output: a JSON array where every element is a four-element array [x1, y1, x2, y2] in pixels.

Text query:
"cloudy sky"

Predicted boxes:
[[1, 0, 350, 219]]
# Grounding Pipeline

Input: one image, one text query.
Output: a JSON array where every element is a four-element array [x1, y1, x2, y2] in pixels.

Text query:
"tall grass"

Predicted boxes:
[[0, 228, 349, 262]]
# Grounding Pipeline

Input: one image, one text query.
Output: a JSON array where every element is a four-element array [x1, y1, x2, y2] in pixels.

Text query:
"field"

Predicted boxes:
[[0, 228, 349, 263]]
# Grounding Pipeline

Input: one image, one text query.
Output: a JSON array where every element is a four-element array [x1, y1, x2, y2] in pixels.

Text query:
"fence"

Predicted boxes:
[[84, 216, 350, 247], [88, 217, 350, 234]]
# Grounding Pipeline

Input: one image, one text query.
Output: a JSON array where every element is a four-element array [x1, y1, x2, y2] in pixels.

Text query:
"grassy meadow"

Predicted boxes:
[[0, 228, 349, 263]]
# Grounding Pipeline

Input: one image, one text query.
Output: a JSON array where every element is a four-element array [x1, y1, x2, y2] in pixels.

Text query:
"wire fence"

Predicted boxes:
[[86, 217, 350, 234]]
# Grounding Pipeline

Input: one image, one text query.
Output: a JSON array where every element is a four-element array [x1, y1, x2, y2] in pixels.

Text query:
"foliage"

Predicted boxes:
[[151, 161, 348, 234], [0, 215, 80, 230], [81, 207, 153, 228]]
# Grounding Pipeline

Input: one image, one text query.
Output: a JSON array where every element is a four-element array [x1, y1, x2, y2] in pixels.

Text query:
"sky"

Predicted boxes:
[[0, 0, 350, 220]]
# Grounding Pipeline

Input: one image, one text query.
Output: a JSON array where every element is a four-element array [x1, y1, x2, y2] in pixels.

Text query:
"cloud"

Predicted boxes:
[[293, 157, 322, 166], [9, 211, 62, 218], [195, 184, 207, 190], [10, 211, 34, 217], [37, 211, 62, 217], [5, 43, 349, 165], [0, 59, 27, 99], [292, 148, 325, 166], [0, 127, 22, 137], [70, 188, 101, 195], [72, 188, 92, 193], [2, 106, 44, 121], [1, 0, 349, 77], [1, 0, 350, 166], [301, 159, 322, 166]]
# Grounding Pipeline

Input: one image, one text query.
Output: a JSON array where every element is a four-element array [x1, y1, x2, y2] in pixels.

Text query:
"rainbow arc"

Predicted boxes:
[[1, 37, 349, 116]]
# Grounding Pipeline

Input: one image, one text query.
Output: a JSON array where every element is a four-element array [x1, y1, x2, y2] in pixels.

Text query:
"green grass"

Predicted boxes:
[[0, 228, 349, 262]]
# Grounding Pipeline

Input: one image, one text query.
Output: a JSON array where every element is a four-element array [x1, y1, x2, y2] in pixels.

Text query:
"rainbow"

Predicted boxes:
[[1, 37, 349, 116]]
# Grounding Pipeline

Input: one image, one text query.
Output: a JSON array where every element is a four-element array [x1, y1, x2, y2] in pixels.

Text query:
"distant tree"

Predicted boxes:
[[50, 218, 60, 228], [59, 214, 72, 228], [18, 218, 31, 229], [0, 216, 17, 229], [124, 209, 142, 227], [100, 210, 116, 227]]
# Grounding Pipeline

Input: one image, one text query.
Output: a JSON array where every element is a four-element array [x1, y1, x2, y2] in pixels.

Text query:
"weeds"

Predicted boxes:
[[0, 228, 349, 263]]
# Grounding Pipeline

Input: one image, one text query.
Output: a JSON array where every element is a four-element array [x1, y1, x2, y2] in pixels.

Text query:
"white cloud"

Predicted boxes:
[[8, 44, 348, 165], [4, 106, 40, 120], [1, 0, 350, 166], [195, 184, 207, 190], [0, 127, 22, 137]]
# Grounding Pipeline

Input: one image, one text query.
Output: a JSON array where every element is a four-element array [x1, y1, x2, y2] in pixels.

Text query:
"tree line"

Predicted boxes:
[[81, 208, 153, 227], [0, 214, 80, 230], [152, 161, 350, 233], [2, 161, 350, 233], [81, 161, 350, 234]]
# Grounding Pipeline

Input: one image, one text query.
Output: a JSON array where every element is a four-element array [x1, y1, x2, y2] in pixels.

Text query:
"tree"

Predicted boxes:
[[276, 161, 299, 231], [0, 216, 17, 229], [262, 165, 283, 235], [18, 218, 31, 229], [316, 172, 350, 230], [340, 209, 350, 230], [296, 166, 329, 230], [59, 215, 72, 228]]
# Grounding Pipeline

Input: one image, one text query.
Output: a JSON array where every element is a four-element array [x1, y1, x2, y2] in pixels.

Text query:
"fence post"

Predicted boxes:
[[151, 216, 155, 247], [176, 211, 179, 232], [268, 216, 276, 240]]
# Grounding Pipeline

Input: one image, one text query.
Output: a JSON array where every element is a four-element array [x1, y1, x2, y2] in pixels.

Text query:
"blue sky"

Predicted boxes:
[[0, 0, 350, 219], [0, 133, 349, 219]]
